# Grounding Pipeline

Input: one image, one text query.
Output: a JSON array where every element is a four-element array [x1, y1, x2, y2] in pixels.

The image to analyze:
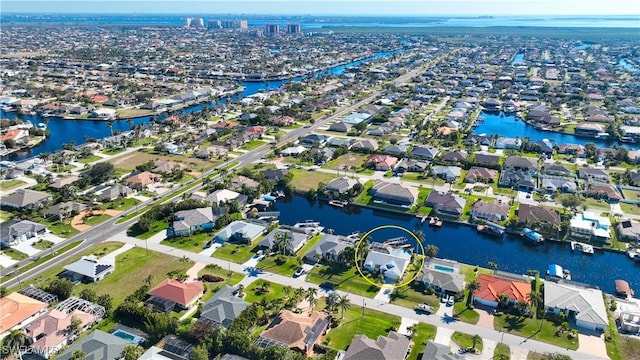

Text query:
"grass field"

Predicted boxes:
[[1, 248, 29, 261], [197, 264, 244, 302], [407, 323, 437, 360], [100, 197, 140, 211], [83, 213, 112, 226], [582, 197, 612, 211], [212, 243, 260, 263], [240, 140, 265, 150], [256, 255, 301, 277], [0, 210, 14, 222], [77, 155, 103, 164], [323, 152, 368, 171], [31, 239, 55, 250], [494, 343, 510, 359], [244, 279, 287, 303], [2, 240, 83, 286], [494, 313, 579, 350], [108, 150, 211, 171], [322, 302, 401, 350], [289, 168, 336, 192], [0, 179, 25, 191], [127, 220, 167, 240], [161, 232, 215, 253], [452, 331, 483, 352], [117, 108, 153, 118], [306, 264, 379, 298]]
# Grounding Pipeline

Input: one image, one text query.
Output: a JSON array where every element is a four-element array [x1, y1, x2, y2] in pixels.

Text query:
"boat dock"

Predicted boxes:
[[429, 217, 443, 227], [328, 200, 349, 208], [571, 241, 594, 255], [477, 221, 505, 237]]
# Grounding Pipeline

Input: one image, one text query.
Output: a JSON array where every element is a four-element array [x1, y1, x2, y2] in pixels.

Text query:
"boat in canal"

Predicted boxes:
[[571, 241, 594, 255], [429, 217, 443, 227], [328, 200, 349, 208], [476, 221, 505, 237], [627, 247, 640, 261], [620, 136, 636, 143], [522, 228, 544, 244], [547, 264, 571, 281]]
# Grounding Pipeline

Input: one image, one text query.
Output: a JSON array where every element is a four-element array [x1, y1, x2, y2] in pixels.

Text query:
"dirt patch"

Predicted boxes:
[[70, 209, 123, 231]]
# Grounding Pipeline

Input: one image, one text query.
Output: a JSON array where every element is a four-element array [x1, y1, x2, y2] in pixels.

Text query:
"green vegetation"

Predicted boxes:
[[3, 240, 82, 286], [288, 168, 336, 192], [413, 187, 433, 215], [31, 239, 55, 250], [77, 155, 103, 164], [390, 284, 440, 311], [453, 297, 480, 324], [322, 303, 401, 350], [0, 179, 25, 191], [257, 255, 301, 276], [452, 331, 483, 352], [1, 248, 28, 261], [306, 264, 379, 298], [83, 213, 112, 226], [31, 216, 79, 238], [128, 220, 166, 239], [0, 210, 14, 222], [212, 243, 259, 263], [161, 232, 214, 253], [406, 323, 437, 360], [494, 343, 511, 359], [244, 280, 287, 303], [197, 264, 244, 302], [493, 313, 579, 350], [354, 180, 375, 205], [240, 140, 265, 150], [100, 197, 140, 211]]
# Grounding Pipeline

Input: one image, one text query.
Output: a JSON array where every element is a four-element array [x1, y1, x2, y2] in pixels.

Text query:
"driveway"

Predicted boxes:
[[577, 332, 608, 359], [475, 304, 496, 329], [510, 346, 529, 359], [434, 326, 454, 347]]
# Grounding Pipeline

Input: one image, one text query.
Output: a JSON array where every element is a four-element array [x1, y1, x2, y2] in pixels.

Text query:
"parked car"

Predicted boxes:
[[415, 303, 434, 314], [447, 296, 455, 306], [294, 268, 305, 277]]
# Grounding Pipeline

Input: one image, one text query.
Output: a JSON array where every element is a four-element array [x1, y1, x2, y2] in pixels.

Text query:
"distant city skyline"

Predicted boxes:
[[3, 0, 639, 16]]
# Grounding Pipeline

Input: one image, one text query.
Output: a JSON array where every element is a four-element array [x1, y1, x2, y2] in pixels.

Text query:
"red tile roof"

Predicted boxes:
[[474, 274, 531, 304], [0, 293, 48, 333], [148, 279, 204, 306]]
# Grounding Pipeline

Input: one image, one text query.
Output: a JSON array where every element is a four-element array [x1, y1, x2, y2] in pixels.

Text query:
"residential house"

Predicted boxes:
[[62, 255, 114, 283], [197, 286, 250, 329], [0, 293, 48, 338], [382, 144, 409, 156], [499, 170, 535, 191], [195, 145, 228, 159], [99, 184, 133, 202], [152, 160, 187, 174], [578, 168, 610, 183], [465, 167, 498, 183], [45, 202, 87, 220], [431, 166, 462, 181], [619, 311, 640, 335], [363, 242, 413, 281], [503, 156, 537, 173], [494, 137, 522, 150], [541, 176, 577, 193], [261, 168, 288, 182], [26, 308, 97, 358], [167, 208, 216, 237], [229, 176, 259, 192], [517, 204, 561, 229], [49, 175, 79, 190], [0, 219, 47, 246], [365, 155, 398, 171], [544, 280, 608, 331], [585, 183, 622, 202], [473, 153, 501, 166], [542, 164, 575, 177], [440, 150, 468, 164], [1, 189, 52, 209], [280, 145, 307, 156], [214, 221, 266, 243], [425, 191, 467, 218], [421, 341, 466, 360], [270, 115, 295, 126], [125, 171, 162, 190], [256, 310, 330, 357], [570, 212, 611, 242], [419, 259, 465, 297], [369, 181, 418, 207], [146, 279, 204, 311], [343, 331, 411, 360], [55, 330, 131, 360], [300, 134, 328, 146], [328, 121, 353, 132], [303, 233, 354, 264], [575, 123, 603, 136], [197, 189, 248, 206], [474, 274, 531, 308], [470, 200, 510, 222], [258, 227, 310, 254], [618, 219, 640, 243], [351, 139, 379, 152], [410, 146, 439, 160], [465, 135, 492, 147], [323, 177, 359, 198], [395, 158, 428, 173]]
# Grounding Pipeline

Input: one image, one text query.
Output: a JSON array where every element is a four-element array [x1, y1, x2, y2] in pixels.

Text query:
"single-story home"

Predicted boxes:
[[465, 167, 498, 183], [470, 200, 510, 222], [431, 166, 462, 181], [517, 204, 561, 228], [27, 308, 97, 358], [544, 280, 608, 331], [147, 279, 204, 311], [62, 255, 114, 283], [323, 177, 359, 197], [363, 242, 412, 281], [256, 310, 330, 357], [365, 154, 398, 171], [258, 228, 310, 254], [344, 331, 411, 360], [303, 233, 354, 264], [617, 219, 640, 242], [214, 221, 266, 244], [55, 330, 131, 360], [424, 191, 466, 218], [474, 274, 531, 308], [0, 292, 48, 338], [1, 189, 53, 209], [167, 207, 216, 238], [197, 285, 250, 329], [0, 219, 47, 246], [369, 180, 418, 207]]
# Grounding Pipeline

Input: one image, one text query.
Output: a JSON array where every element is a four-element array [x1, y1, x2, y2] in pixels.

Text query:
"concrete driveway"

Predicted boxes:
[[475, 304, 496, 329], [577, 332, 608, 359]]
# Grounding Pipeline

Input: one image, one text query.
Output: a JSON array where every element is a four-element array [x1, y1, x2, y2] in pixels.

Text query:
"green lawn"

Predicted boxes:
[[414, 187, 433, 215], [582, 197, 612, 211], [31, 239, 55, 250], [1, 248, 29, 261], [197, 264, 244, 302], [407, 323, 437, 360], [240, 140, 265, 150], [453, 291, 480, 324], [127, 220, 167, 240], [289, 168, 336, 192], [494, 343, 511, 359], [162, 232, 215, 253], [297, 234, 323, 257], [390, 284, 441, 311], [452, 331, 483, 352], [493, 313, 579, 350], [0, 179, 25, 191], [0, 210, 15, 222], [257, 255, 301, 276], [83, 213, 112, 226], [2, 241, 82, 287], [306, 264, 379, 298], [212, 242, 260, 263], [100, 197, 140, 211], [31, 216, 79, 238], [77, 155, 103, 164], [620, 202, 640, 216], [354, 179, 375, 205], [323, 153, 369, 171], [102, 148, 125, 155], [244, 279, 287, 303], [322, 303, 401, 350]]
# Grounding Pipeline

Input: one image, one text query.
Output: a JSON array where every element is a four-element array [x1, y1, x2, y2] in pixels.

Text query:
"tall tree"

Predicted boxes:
[[465, 280, 481, 307], [2, 330, 28, 360], [337, 295, 351, 319], [121, 345, 144, 360]]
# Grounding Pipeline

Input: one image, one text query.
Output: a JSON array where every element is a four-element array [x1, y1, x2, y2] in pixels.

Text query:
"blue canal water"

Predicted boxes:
[[619, 58, 639, 73], [274, 195, 640, 295], [473, 111, 640, 150], [1, 51, 396, 161], [511, 53, 525, 65]]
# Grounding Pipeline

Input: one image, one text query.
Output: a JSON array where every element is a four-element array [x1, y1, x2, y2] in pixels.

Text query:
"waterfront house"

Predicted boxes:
[[55, 330, 131, 360], [517, 204, 561, 229], [1, 189, 52, 210], [343, 331, 411, 360], [363, 241, 412, 281], [261, 168, 288, 181], [503, 156, 537, 173], [0, 219, 47, 246], [541, 176, 577, 193], [214, 221, 266, 244], [473, 153, 501, 166], [351, 139, 379, 152], [369, 180, 418, 207], [256, 310, 330, 357], [619, 311, 640, 335], [27, 306, 98, 358], [499, 170, 535, 191], [470, 200, 510, 222], [167, 208, 216, 238], [196, 189, 248, 206], [410, 146, 439, 160], [544, 280, 608, 331], [259, 227, 310, 254], [575, 123, 603, 137], [418, 258, 465, 297], [425, 191, 466, 218], [0, 292, 48, 338], [229, 175, 259, 191], [303, 233, 353, 264], [465, 167, 498, 183], [146, 279, 204, 311], [62, 255, 114, 283], [617, 219, 640, 243], [474, 274, 531, 308], [494, 137, 522, 150], [431, 166, 462, 181], [578, 168, 610, 183], [365, 154, 398, 171], [569, 212, 611, 242], [197, 285, 250, 329], [323, 177, 359, 197]]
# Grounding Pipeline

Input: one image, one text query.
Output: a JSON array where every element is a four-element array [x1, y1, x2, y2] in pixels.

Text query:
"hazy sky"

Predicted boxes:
[[3, 0, 640, 16]]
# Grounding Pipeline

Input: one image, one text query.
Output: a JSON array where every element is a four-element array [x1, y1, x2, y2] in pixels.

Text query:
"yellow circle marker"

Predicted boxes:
[[354, 225, 425, 290]]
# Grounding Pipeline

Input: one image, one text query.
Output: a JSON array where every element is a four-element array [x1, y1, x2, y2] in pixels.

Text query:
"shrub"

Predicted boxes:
[[201, 274, 224, 282]]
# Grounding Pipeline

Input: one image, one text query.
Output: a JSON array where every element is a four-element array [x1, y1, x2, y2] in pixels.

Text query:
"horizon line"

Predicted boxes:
[[2, 12, 639, 17]]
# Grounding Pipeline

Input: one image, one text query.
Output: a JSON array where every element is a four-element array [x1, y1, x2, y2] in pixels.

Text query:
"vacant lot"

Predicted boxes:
[[289, 168, 336, 192], [108, 150, 212, 171], [323, 152, 369, 171]]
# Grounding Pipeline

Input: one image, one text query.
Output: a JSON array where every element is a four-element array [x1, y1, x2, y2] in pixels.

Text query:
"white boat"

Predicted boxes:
[[571, 241, 594, 255], [522, 228, 544, 243], [627, 247, 640, 261], [595, 132, 610, 140]]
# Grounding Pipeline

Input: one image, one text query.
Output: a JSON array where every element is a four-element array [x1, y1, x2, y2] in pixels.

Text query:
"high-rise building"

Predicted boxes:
[[264, 24, 280, 36], [222, 20, 238, 29], [238, 20, 248, 29], [286, 24, 301, 35], [208, 20, 222, 29], [185, 17, 204, 28]]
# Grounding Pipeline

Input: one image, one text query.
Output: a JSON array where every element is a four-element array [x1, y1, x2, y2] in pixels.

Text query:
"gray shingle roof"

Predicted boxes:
[[419, 268, 466, 293], [344, 331, 411, 360], [56, 330, 130, 360], [1, 189, 52, 208], [199, 285, 250, 328]]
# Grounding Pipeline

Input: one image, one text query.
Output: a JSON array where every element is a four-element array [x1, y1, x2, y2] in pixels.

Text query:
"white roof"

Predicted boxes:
[[210, 189, 241, 203], [545, 282, 608, 328], [215, 221, 266, 242]]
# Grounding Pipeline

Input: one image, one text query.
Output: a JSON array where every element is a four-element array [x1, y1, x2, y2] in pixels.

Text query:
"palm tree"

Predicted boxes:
[[425, 244, 439, 258], [306, 287, 318, 313], [144, 274, 155, 287], [472, 334, 482, 351], [413, 229, 425, 243], [274, 231, 292, 255], [526, 291, 543, 319], [337, 295, 351, 319], [3, 330, 28, 360], [283, 285, 292, 300], [70, 350, 87, 360], [465, 280, 481, 307], [260, 281, 271, 293], [236, 284, 245, 297]]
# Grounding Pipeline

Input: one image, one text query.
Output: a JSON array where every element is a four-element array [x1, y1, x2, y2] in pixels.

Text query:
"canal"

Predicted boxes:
[[474, 111, 640, 150], [274, 195, 640, 295]]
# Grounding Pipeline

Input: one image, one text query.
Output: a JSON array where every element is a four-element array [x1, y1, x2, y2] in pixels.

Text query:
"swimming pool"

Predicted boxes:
[[434, 265, 454, 273], [112, 329, 145, 345]]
